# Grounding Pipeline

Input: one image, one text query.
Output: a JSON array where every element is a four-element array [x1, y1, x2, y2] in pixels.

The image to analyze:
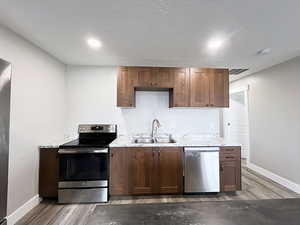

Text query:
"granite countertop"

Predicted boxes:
[[109, 136, 240, 148], [39, 136, 78, 149]]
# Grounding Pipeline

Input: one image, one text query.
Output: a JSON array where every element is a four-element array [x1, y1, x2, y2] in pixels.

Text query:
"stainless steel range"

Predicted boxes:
[[58, 124, 117, 204]]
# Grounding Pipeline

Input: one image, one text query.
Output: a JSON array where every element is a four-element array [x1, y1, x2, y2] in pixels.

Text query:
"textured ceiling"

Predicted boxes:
[[1, 0, 300, 80]]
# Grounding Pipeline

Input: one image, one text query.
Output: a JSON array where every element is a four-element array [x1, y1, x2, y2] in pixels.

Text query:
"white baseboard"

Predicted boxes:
[[248, 162, 300, 194], [6, 195, 41, 225]]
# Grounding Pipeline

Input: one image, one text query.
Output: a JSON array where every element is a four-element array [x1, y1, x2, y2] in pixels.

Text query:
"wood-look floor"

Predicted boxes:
[[16, 163, 300, 225]]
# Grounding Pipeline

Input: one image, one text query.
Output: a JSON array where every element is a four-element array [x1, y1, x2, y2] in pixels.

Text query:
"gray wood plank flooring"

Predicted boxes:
[[16, 163, 300, 225]]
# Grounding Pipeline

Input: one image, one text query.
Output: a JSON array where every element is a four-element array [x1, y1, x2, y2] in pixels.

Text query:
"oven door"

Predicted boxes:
[[58, 148, 108, 188]]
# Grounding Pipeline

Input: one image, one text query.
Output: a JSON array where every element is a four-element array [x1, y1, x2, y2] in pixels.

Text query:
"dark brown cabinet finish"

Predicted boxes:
[[110, 148, 129, 195], [189, 68, 210, 107], [117, 66, 229, 108], [157, 147, 183, 194], [117, 67, 136, 107], [39, 148, 59, 198], [128, 147, 156, 195], [209, 69, 229, 107], [110, 147, 183, 196], [220, 146, 241, 192], [170, 68, 190, 107]]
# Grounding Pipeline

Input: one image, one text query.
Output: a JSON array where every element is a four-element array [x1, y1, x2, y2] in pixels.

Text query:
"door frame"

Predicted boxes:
[[222, 85, 250, 165]]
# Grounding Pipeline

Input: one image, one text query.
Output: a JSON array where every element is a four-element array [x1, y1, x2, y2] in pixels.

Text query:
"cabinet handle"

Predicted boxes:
[[220, 165, 223, 172], [158, 150, 161, 157], [225, 156, 235, 159], [111, 153, 114, 158]]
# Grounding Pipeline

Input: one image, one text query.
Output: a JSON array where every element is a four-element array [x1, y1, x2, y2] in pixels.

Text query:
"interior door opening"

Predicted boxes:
[[222, 88, 250, 162]]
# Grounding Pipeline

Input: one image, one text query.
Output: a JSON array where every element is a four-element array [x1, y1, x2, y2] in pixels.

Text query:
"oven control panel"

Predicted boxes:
[[78, 124, 117, 133]]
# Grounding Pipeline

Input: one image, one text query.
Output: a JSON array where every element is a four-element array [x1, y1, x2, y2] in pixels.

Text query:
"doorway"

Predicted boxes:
[[223, 86, 250, 161]]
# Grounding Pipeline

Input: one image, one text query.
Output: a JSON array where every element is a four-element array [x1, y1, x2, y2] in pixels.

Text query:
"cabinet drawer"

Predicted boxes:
[[220, 146, 240, 153], [220, 147, 241, 161], [220, 153, 240, 161]]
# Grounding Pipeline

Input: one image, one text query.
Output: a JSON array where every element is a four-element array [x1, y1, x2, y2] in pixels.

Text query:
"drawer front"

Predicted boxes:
[[220, 153, 240, 161], [58, 188, 108, 203], [220, 147, 241, 161]]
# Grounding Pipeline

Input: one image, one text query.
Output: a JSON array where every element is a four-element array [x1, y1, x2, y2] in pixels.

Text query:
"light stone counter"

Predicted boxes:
[[109, 136, 241, 148], [39, 136, 77, 149]]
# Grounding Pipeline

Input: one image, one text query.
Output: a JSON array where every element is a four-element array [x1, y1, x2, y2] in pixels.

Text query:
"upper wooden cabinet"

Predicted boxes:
[[189, 68, 210, 107], [117, 67, 136, 107], [209, 69, 229, 107], [116, 66, 229, 108], [170, 68, 190, 107]]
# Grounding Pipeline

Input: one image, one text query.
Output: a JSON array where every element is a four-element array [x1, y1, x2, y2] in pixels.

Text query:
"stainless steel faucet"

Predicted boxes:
[[151, 119, 161, 139]]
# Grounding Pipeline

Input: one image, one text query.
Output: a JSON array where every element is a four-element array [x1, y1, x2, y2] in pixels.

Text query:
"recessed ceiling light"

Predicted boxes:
[[257, 48, 271, 56], [86, 37, 102, 49], [207, 37, 225, 50]]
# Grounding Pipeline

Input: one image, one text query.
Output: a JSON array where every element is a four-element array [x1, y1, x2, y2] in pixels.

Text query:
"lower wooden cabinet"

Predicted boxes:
[[110, 147, 183, 196], [39, 148, 59, 198], [157, 147, 183, 194], [110, 148, 129, 195], [129, 147, 156, 195], [219, 146, 241, 192]]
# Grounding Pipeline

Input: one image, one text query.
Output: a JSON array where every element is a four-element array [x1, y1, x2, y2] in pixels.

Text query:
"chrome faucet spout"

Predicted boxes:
[[151, 119, 161, 140]]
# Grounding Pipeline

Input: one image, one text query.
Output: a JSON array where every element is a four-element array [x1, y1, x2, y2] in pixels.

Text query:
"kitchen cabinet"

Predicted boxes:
[[209, 69, 229, 107], [133, 67, 174, 88], [134, 67, 155, 88], [219, 146, 241, 192], [128, 147, 156, 195], [157, 147, 183, 194], [117, 67, 136, 107], [39, 148, 59, 198], [170, 68, 190, 107], [110, 148, 129, 195], [110, 147, 183, 196], [116, 66, 229, 108], [189, 68, 210, 107]]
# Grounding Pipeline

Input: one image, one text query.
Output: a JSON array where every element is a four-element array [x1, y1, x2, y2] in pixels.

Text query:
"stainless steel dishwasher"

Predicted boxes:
[[184, 147, 220, 193]]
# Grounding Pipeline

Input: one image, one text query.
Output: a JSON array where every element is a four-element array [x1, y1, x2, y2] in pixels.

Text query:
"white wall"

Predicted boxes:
[[0, 25, 66, 216], [223, 91, 250, 158], [66, 66, 220, 138], [231, 56, 300, 186]]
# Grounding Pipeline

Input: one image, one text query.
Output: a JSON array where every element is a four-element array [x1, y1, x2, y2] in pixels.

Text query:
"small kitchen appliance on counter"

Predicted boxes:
[[58, 124, 117, 204]]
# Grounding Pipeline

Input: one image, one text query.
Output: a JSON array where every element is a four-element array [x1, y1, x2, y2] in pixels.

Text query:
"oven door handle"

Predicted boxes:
[[58, 149, 108, 154]]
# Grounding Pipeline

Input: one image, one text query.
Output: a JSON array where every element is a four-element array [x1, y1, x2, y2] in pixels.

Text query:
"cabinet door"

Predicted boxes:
[[157, 147, 183, 194], [128, 148, 156, 195], [190, 68, 210, 107], [110, 148, 129, 195], [171, 68, 190, 107], [135, 67, 156, 88], [209, 69, 229, 107], [117, 67, 136, 107], [220, 160, 241, 192], [39, 148, 59, 198], [155, 67, 174, 88]]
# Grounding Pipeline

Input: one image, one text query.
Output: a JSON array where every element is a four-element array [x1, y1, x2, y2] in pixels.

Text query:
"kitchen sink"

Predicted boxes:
[[133, 138, 176, 144]]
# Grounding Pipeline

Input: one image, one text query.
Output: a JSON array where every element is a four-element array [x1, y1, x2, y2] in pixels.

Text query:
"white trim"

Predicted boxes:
[[230, 84, 249, 94], [248, 162, 300, 194], [6, 195, 41, 225]]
